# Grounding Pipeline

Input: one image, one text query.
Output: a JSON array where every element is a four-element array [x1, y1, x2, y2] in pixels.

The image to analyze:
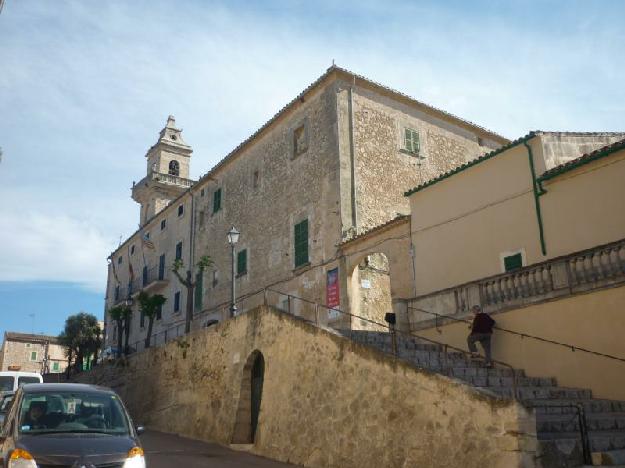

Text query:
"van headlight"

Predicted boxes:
[[8, 449, 37, 468], [122, 446, 146, 468]]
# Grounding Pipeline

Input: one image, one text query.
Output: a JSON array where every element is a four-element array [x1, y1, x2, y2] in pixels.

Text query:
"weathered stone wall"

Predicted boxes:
[[349, 83, 500, 232], [352, 254, 392, 330], [0, 339, 67, 373], [79, 306, 537, 468]]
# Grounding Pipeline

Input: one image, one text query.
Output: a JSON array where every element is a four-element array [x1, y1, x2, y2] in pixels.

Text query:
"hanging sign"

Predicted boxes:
[[326, 268, 340, 310]]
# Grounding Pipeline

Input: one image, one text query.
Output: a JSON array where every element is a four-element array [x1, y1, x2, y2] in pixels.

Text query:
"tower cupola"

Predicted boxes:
[[132, 116, 195, 225]]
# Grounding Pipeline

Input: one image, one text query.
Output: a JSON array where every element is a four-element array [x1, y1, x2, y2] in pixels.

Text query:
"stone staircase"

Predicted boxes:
[[346, 330, 625, 467]]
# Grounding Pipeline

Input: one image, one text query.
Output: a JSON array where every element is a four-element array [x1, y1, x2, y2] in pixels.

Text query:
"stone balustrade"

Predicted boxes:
[[133, 171, 194, 189], [407, 238, 625, 328]]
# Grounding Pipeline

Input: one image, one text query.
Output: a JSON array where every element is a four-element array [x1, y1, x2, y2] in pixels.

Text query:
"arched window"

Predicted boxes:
[[168, 160, 180, 176]]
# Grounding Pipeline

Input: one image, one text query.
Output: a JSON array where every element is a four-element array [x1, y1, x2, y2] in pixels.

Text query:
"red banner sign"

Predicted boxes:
[[326, 268, 340, 309]]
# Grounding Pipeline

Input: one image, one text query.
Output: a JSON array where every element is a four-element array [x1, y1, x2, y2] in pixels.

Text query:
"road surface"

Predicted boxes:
[[141, 430, 297, 467]]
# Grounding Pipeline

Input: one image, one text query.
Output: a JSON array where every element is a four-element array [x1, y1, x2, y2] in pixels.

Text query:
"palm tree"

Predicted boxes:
[[172, 255, 213, 334], [137, 292, 166, 349], [58, 312, 102, 373], [108, 305, 131, 358]]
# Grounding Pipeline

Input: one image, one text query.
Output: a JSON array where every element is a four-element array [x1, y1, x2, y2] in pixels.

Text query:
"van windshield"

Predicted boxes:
[[18, 377, 40, 387], [19, 391, 131, 435], [0, 376, 14, 392]]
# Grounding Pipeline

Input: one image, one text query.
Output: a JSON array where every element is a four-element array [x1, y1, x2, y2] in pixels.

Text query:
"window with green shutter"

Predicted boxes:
[[237, 249, 247, 276], [504, 253, 523, 272], [212, 188, 222, 214], [404, 128, 420, 155], [294, 219, 309, 268], [52, 361, 60, 372], [194, 271, 203, 309]]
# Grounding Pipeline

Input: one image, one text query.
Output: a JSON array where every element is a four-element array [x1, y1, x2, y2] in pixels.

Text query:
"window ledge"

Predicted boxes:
[[293, 262, 312, 274], [236, 271, 248, 278], [399, 148, 424, 158]]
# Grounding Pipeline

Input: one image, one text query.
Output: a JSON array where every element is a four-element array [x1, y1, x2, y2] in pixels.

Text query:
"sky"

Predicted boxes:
[[0, 0, 624, 339]]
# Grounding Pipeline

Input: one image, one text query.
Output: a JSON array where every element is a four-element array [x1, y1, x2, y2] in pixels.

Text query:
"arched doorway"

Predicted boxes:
[[350, 252, 392, 330], [232, 350, 265, 444]]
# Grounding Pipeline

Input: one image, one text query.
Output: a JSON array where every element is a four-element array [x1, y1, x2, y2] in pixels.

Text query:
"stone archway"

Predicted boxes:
[[350, 252, 392, 330], [232, 350, 265, 444]]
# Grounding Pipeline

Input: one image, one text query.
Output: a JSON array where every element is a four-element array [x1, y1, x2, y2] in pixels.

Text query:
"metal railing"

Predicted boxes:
[[407, 306, 625, 363]]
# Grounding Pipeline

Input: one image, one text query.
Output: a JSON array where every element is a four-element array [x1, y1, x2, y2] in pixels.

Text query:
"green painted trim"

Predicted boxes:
[[404, 132, 536, 197], [524, 141, 547, 256], [538, 138, 625, 182]]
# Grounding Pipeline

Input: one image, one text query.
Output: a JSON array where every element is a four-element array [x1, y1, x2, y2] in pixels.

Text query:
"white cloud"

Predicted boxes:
[[0, 209, 115, 292]]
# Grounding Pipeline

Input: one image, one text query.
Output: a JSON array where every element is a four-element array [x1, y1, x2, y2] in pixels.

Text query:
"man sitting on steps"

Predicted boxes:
[[467, 305, 496, 368]]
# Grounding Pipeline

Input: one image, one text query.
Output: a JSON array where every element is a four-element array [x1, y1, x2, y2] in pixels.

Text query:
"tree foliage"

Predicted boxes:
[[108, 305, 132, 358], [172, 255, 213, 333], [58, 312, 101, 374], [137, 292, 166, 349]]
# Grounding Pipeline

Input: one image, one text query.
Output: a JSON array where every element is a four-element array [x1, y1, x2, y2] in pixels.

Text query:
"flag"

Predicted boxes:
[[141, 232, 155, 250]]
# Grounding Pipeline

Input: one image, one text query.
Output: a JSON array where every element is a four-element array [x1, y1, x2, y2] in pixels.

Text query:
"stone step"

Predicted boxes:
[[539, 432, 625, 452], [481, 386, 593, 400], [531, 400, 625, 415], [458, 375, 557, 388], [537, 414, 625, 433]]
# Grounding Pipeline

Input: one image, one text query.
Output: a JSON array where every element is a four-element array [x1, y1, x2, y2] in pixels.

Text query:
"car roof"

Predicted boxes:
[[0, 372, 42, 377], [21, 383, 115, 394]]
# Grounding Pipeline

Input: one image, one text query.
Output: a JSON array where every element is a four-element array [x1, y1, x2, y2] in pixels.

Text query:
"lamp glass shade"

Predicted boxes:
[[227, 226, 240, 245]]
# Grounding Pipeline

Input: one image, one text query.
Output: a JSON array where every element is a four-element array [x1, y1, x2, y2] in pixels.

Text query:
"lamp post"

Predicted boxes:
[[227, 226, 240, 317]]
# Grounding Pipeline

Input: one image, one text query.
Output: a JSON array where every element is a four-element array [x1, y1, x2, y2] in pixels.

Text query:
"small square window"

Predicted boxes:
[[161, 219, 167, 230], [52, 361, 60, 372], [117, 256, 123, 265], [293, 124, 307, 157], [25, 343, 31, 348], [200, 188, 205, 197], [404, 128, 420, 155], [178, 205, 184, 217], [174, 291, 181, 312], [145, 232, 150, 240], [130, 245, 135, 255], [504, 253, 523, 272]]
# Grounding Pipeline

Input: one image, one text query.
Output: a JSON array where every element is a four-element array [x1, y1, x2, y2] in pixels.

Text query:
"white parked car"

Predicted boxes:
[[0, 371, 43, 395]]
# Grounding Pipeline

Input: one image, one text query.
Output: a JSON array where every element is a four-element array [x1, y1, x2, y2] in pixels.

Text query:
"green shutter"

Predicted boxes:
[[213, 188, 222, 213], [237, 249, 247, 275], [195, 271, 203, 309], [404, 128, 419, 154], [294, 219, 309, 267], [504, 253, 523, 272]]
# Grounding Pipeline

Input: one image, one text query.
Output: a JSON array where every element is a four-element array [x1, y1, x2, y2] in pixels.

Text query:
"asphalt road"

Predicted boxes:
[[141, 430, 297, 468]]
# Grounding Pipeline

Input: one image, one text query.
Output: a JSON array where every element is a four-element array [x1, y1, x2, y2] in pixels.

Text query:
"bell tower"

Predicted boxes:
[[132, 116, 195, 226]]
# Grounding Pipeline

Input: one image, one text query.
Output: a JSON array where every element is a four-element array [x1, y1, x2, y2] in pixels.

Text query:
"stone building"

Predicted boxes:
[[104, 65, 508, 348], [0, 332, 68, 374]]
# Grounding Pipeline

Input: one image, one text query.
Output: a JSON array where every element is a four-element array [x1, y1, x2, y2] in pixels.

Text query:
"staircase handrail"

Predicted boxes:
[[408, 305, 625, 363], [264, 288, 521, 400]]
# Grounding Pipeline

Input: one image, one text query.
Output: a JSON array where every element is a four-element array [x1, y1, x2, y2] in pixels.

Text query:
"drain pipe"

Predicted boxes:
[[523, 140, 547, 256], [348, 76, 358, 231]]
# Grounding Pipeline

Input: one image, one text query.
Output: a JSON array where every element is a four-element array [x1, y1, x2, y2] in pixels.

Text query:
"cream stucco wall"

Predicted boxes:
[[417, 285, 625, 401], [78, 306, 538, 468], [409, 136, 625, 296], [540, 149, 625, 258]]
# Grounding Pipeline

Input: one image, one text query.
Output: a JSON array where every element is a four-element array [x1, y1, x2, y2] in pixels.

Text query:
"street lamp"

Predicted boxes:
[[227, 226, 240, 317]]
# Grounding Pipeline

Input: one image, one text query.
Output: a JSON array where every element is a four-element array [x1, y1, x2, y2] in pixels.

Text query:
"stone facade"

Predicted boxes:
[[0, 332, 67, 374], [104, 66, 508, 348], [79, 306, 538, 468]]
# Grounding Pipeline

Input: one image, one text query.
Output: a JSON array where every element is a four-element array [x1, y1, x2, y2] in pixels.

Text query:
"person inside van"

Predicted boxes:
[[23, 401, 49, 429]]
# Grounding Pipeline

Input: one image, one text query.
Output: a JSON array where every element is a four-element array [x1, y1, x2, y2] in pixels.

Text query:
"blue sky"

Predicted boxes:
[[0, 0, 624, 339]]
